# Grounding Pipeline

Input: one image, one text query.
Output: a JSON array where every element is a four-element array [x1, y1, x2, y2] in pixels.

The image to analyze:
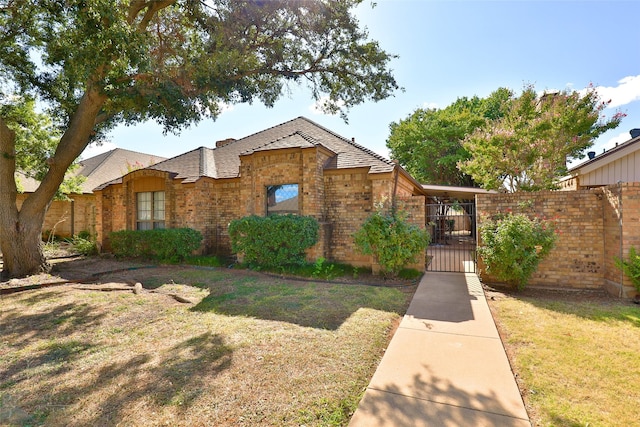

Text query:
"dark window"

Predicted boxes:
[[136, 191, 165, 230], [266, 184, 298, 215]]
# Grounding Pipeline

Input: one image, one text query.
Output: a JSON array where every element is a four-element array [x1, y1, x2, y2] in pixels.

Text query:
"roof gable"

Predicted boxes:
[[211, 116, 395, 178], [569, 133, 640, 174], [18, 148, 166, 194], [78, 148, 166, 192]]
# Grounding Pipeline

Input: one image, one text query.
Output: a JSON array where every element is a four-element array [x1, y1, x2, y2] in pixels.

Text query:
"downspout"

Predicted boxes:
[[391, 162, 399, 215], [70, 199, 75, 237]]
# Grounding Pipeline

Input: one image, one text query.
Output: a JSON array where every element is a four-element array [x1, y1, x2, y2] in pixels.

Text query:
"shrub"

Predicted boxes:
[[478, 213, 556, 290], [614, 246, 640, 292], [354, 208, 430, 276], [71, 235, 98, 256], [228, 214, 319, 268], [109, 228, 202, 262]]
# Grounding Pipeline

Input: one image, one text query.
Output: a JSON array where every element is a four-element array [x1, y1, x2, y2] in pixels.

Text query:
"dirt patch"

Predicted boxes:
[[483, 282, 630, 305]]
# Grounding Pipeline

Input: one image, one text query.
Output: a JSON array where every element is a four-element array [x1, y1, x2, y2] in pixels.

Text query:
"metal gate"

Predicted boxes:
[[426, 201, 477, 273]]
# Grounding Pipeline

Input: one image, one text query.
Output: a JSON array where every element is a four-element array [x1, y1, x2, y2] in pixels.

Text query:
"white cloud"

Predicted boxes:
[[591, 75, 640, 109], [603, 131, 633, 151], [80, 141, 117, 160], [309, 96, 345, 115]]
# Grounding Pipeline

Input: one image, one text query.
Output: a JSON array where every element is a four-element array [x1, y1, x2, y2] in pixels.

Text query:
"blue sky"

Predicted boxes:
[[84, 0, 640, 170]]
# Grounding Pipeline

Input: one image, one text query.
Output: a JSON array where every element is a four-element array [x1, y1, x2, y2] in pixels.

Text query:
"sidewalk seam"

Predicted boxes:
[[365, 386, 531, 422], [397, 325, 502, 340]]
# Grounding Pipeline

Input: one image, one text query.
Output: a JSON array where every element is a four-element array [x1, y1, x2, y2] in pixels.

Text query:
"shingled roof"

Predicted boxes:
[[212, 116, 395, 178], [101, 116, 395, 189], [77, 148, 166, 192], [18, 148, 166, 194]]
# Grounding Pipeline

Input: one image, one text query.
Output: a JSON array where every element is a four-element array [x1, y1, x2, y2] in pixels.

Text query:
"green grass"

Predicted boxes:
[[192, 278, 408, 329], [0, 263, 411, 426], [490, 295, 640, 427]]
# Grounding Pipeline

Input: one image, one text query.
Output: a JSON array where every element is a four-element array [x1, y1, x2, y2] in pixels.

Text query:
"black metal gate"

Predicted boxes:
[[426, 201, 477, 273]]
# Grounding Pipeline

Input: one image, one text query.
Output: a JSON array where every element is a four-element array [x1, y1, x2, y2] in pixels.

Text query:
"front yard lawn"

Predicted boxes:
[[487, 288, 640, 427], [0, 261, 414, 426]]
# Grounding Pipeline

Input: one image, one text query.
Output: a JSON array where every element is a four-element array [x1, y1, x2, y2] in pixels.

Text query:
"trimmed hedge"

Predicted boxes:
[[228, 214, 319, 268], [109, 228, 203, 261]]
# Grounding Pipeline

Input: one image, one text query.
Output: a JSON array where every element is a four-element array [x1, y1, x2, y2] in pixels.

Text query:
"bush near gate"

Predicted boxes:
[[478, 212, 556, 290], [229, 214, 319, 268], [109, 228, 202, 262], [354, 207, 430, 276], [614, 246, 640, 292]]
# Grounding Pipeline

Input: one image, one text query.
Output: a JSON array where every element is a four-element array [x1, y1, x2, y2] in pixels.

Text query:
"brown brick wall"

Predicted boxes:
[[477, 185, 640, 298], [324, 169, 374, 266], [477, 190, 604, 289], [95, 147, 428, 273], [613, 183, 640, 297], [17, 193, 95, 239]]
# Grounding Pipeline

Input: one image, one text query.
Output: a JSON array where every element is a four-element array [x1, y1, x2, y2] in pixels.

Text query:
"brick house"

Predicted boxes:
[[94, 117, 428, 270], [16, 148, 164, 239]]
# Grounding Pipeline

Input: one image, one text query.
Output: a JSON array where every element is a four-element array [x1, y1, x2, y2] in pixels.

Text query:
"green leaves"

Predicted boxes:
[[109, 228, 203, 262], [228, 214, 319, 269], [354, 208, 429, 276], [614, 246, 640, 292], [478, 212, 557, 290], [460, 85, 624, 192], [386, 88, 510, 186]]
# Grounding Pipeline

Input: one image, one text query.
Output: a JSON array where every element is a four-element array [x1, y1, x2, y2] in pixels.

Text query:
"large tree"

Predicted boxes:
[[0, 0, 399, 278], [386, 88, 511, 187], [459, 86, 624, 192]]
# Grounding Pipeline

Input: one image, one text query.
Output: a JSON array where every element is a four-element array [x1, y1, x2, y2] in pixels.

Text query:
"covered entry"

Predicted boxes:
[[422, 185, 495, 273]]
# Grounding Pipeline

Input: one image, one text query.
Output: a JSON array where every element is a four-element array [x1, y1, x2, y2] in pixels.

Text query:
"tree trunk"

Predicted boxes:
[[0, 117, 49, 278], [0, 211, 50, 279], [0, 88, 106, 278]]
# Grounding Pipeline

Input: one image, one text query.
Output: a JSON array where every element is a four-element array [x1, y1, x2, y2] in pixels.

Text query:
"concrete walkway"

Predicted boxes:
[[349, 272, 531, 427]]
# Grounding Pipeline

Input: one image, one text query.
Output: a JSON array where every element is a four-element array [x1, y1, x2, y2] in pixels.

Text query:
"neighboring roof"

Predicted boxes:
[[422, 184, 497, 200], [15, 172, 41, 193], [18, 148, 166, 194], [77, 148, 166, 192], [98, 117, 397, 191], [568, 132, 640, 175]]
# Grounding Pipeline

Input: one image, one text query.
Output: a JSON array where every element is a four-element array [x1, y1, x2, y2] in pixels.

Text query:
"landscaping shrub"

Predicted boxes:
[[478, 212, 556, 290], [614, 246, 640, 292], [109, 228, 202, 262], [228, 214, 319, 268], [354, 207, 430, 276], [70, 235, 98, 256]]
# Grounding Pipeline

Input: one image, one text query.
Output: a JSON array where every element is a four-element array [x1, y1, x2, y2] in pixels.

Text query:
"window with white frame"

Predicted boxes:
[[136, 191, 165, 230]]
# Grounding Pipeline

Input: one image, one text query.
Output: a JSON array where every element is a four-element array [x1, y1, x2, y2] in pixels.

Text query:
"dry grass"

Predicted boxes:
[[0, 261, 414, 426], [487, 288, 640, 427]]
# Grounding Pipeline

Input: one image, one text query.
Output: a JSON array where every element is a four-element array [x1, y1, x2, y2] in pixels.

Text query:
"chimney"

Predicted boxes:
[[215, 138, 235, 148], [630, 128, 640, 139], [587, 151, 596, 160]]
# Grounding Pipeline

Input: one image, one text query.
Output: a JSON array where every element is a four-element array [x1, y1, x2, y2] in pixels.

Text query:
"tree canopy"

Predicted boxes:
[[0, 0, 399, 277], [0, 96, 84, 197], [386, 88, 511, 187], [460, 86, 624, 192]]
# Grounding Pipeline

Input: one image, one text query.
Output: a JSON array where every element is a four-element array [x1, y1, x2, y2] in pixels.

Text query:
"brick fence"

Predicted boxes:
[[476, 183, 640, 298]]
